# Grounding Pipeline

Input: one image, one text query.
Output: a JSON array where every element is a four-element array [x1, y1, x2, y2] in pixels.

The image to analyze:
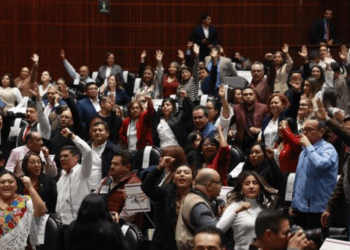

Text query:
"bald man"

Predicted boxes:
[[176, 168, 221, 249]]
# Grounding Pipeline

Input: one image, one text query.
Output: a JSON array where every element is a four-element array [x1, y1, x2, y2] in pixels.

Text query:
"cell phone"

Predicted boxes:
[[0, 98, 6, 109]]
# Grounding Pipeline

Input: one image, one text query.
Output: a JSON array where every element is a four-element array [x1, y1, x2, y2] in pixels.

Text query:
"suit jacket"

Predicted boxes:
[[311, 18, 335, 44], [191, 25, 218, 61], [232, 102, 268, 148], [324, 118, 350, 213], [76, 97, 98, 132], [119, 101, 155, 150], [96, 64, 124, 86], [204, 56, 237, 85]]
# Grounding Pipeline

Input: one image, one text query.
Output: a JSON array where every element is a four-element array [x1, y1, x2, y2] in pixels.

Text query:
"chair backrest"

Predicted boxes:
[[121, 223, 144, 250], [223, 76, 248, 89], [227, 146, 245, 187], [133, 146, 162, 171], [36, 214, 62, 250], [123, 71, 136, 99]]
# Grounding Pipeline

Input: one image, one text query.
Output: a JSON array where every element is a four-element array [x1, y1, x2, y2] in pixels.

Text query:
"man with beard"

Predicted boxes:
[[230, 86, 268, 154]]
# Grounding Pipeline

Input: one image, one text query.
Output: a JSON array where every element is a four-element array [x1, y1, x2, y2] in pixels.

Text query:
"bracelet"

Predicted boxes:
[[68, 132, 74, 139]]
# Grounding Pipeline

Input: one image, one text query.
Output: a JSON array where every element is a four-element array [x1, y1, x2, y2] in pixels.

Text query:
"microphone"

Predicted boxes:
[[134, 198, 156, 228]]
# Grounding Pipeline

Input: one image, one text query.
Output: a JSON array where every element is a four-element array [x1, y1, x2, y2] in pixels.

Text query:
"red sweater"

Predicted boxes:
[[274, 127, 302, 173], [119, 101, 154, 150], [206, 145, 230, 186]]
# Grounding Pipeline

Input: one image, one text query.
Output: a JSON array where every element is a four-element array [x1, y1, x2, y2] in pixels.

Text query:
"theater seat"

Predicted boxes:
[[227, 146, 245, 187], [36, 214, 62, 250], [133, 146, 162, 172], [123, 71, 136, 99], [121, 223, 144, 250]]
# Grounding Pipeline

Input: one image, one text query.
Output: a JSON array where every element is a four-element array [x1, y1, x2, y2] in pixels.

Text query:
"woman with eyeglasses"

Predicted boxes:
[[217, 171, 278, 250], [297, 97, 314, 134], [119, 96, 154, 151], [273, 118, 302, 172], [192, 126, 230, 185], [153, 90, 194, 149], [16, 152, 57, 213], [242, 142, 283, 189]]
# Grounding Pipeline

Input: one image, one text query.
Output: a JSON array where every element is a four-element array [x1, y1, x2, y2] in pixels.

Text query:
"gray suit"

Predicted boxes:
[[204, 56, 237, 85], [96, 64, 124, 86]]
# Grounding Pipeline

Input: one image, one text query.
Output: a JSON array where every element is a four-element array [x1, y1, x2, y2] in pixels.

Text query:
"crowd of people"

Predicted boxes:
[[0, 9, 350, 250]]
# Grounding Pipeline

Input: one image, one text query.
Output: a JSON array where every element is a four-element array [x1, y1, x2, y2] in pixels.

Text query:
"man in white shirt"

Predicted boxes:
[[56, 127, 92, 225], [89, 121, 119, 191]]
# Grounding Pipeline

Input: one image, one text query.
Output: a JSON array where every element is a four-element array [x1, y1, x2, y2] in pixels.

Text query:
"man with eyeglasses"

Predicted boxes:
[[176, 168, 221, 249], [291, 117, 338, 230], [250, 54, 276, 104], [192, 105, 216, 138]]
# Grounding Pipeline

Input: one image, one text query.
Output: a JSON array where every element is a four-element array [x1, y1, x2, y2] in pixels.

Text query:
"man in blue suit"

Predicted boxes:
[[76, 82, 100, 135], [191, 13, 219, 61]]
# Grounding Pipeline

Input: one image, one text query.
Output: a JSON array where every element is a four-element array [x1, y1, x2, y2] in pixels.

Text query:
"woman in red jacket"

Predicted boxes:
[[273, 117, 302, 173], [119, 96, 154, 151]]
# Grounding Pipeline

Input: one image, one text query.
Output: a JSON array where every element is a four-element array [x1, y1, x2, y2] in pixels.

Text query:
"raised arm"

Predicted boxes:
[[139, 50, 146, 77], [155, 50, 164, 98], [265, 53, 276, 92], [30, 54, 39, 84], [30, 82, 51, 140], [21, 176, 47, 216], [61, 127, 92, 179], [282, 44, 293, 73], [61, 49, 80, 79], [298, 45, 310, 79]]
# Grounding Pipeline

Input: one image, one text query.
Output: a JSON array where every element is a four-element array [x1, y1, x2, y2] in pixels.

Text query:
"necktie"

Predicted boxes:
[[22, 125, 32, 142], [326, 22, 330, 42]]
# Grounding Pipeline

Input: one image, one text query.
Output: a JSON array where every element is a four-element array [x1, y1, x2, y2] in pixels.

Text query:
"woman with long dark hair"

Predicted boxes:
[[273, 44, 293, 94], [100, 74, 130, 106], [66, 194, 129, 250], [242, 142, 283, 189], [217, 171, 278, 250]]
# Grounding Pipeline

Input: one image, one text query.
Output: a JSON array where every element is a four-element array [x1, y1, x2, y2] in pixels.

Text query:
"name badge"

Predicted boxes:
[[100, 185, 109, 194]]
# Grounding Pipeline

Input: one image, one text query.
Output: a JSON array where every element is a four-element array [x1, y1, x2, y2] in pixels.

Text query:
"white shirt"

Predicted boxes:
[[217, 198, 263, 250], [202, 25, 209, 39], [157, 118, 179, 149], [39, 83, 52, 97], [56, 136, 92, 225], [263, 119, 279, 149], [128, 119, 138, 150], [90, 141, 107, 190], [106, 67, 112, 78], [89, 98, 101, 112]]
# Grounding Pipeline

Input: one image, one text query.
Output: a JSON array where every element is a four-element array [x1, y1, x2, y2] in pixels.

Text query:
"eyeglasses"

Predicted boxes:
[[61, 115, 72, 120], [60, 154, 72, 159], [302, 127, 318, 133], [202, 142, 216, 147]]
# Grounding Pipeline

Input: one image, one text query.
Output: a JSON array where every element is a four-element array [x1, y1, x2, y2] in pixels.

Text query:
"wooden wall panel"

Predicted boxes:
[[0, 0, 349, 81]]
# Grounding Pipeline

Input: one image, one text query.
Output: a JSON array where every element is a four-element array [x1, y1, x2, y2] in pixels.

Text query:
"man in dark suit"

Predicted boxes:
[[191, 13, 219, 61], [311, 9, 335, 45], [76, 82, 100, 134], [230, 86, 268, 155]]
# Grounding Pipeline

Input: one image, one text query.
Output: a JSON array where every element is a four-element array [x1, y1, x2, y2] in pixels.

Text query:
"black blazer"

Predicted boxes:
[[311, 18, 335, 44], [191, 25, 219, 61], [17, 173, 57, 213], [152, 97, 194, 147]]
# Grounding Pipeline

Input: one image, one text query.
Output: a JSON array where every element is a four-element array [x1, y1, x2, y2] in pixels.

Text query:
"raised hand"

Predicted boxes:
[[60, 49, 66, 60], [339, 45, 348, 62], [61, 127, 73, 138], [32, 54, 39, 63], [265, 147, 274, 159], [299, 134, 311, 147], [324, 52, 333, 66], [21, 176, 33, 190], [177, 50, 184, 60], [180, 89, 187, 98], [59, 82, 69, 99], [265, 53, 273, 61], [315, 98, 328, 121], [29, 82, 41, 101], [279, 120, 288, 129], [290, 80, 302, 92], [235, 202, 251, 213], [218, 84, 225, 99], [298, 45, 308, 60], [210, 48, 218, 59], [155, 50, 163, 62], [141, 50, 147, 59], [282, 43, 289, 54], [158, 156, 175, 169], [193, 43, 200, 56]]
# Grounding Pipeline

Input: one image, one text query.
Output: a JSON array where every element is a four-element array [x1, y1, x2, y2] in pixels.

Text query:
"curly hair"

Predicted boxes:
[[267, 93, 290, 113]]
